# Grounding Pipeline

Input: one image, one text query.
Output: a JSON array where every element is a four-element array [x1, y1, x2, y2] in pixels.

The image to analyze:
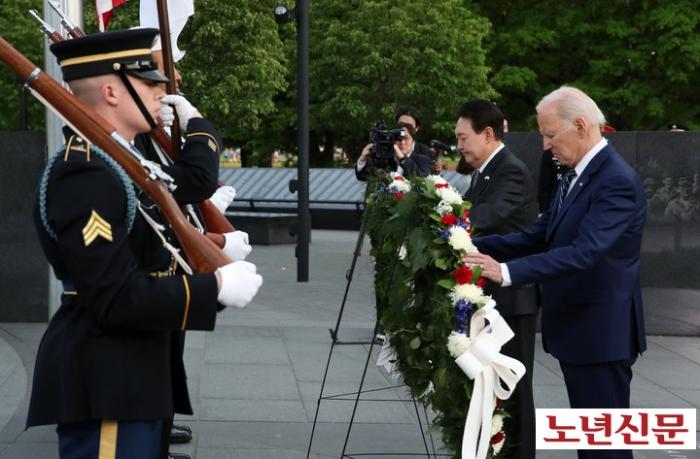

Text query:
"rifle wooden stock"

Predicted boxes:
[[0, 36, 230, 273], [66, 27, 85, 38], [149, 128, 237, 234]]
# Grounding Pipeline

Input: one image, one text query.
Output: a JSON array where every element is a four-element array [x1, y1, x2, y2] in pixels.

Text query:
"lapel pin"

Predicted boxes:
[[484, 176, 490, 180]]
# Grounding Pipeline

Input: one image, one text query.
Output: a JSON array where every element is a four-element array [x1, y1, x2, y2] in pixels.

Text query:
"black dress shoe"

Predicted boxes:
[[168, 453, 191, 459], [169, 425, 192, 444], [172, 424, 192, 434]]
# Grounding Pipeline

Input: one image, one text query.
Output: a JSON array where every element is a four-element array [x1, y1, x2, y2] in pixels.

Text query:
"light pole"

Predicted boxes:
[[275, 1, 310, 282]]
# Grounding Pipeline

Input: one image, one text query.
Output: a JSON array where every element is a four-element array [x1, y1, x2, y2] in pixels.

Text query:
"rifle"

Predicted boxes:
[[47, 0, 85, 38], [0, 36, 230, 273], [29, 8, 237, 235], [28, 9, 65, 42]]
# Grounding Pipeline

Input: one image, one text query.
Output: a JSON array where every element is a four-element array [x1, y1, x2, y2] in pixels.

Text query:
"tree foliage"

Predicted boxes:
[[2, 1, 699, 153], [305, 0, 495, 163], [0, 0, 46, 131], [84, 0, 289, 148], [476, 0, 700, 130]]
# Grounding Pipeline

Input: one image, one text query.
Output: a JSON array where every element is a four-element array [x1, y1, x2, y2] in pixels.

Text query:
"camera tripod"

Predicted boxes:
[[305, 216, 450, 458]]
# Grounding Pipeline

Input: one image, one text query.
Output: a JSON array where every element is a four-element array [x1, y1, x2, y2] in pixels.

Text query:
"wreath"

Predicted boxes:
[[364, 171, 525, 459]]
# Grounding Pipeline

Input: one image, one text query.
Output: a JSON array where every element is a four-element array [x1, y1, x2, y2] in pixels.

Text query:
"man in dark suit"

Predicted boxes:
[[465, 86, 646, 459], [456, 100, 539, 459]]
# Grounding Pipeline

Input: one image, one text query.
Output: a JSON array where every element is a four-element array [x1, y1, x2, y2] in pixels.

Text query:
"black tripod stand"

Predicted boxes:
[[305, 217, 447, 458]]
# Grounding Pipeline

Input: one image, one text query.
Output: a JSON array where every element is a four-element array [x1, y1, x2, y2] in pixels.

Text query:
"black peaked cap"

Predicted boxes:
[[50, 28, 169, 83]]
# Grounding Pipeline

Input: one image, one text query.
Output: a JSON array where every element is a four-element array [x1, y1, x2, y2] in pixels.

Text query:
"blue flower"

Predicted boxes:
[[435, 227, 450, 239]]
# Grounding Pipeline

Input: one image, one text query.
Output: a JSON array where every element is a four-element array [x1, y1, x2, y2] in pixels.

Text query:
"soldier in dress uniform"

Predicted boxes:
[[26, 28, 263, 459], [135, 35, 251, 458]]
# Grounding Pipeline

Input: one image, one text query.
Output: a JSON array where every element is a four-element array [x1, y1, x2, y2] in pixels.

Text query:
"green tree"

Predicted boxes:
[[0, 0, 46, 131], [476, 0, 700, 130], [255, 0, 495, 166], [86, 0, 289, 164], [314, 0, 495, 161]]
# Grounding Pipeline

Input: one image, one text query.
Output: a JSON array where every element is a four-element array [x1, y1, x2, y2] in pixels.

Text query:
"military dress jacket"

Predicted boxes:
[[27, 121, 223, 428]]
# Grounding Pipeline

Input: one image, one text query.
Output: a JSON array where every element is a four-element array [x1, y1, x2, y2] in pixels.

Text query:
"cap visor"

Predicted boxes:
[[129, 69, 169, 83]]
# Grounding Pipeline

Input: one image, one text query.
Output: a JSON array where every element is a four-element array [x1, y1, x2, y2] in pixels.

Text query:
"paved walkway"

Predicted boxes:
[[0, 230, 697, 458]]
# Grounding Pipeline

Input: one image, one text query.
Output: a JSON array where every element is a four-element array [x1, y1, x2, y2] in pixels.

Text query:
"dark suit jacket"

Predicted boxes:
[[474, 143, 647, 364], [355, 144, 433, 180], [466, 146, 539, 317]]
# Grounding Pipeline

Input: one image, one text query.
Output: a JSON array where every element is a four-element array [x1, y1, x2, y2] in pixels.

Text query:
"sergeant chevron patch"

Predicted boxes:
[[82, 210, 113, 246]]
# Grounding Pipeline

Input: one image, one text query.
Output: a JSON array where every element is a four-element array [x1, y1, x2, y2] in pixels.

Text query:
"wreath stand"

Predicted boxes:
[[305, 219, 450, 458]]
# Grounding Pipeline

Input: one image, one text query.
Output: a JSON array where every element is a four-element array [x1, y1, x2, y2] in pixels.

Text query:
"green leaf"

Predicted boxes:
[[437, 278, 455, 289]]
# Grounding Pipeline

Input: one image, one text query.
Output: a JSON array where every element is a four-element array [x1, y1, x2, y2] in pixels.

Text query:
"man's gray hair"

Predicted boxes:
[[536, 86, 606, 127]]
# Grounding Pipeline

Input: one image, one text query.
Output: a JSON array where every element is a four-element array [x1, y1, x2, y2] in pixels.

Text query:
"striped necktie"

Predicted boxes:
[[557, 169, 577, 212]]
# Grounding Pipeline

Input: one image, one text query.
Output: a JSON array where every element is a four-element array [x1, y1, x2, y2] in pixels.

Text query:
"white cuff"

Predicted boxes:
[[356, 158, 367, 171], [500, 263, 512, 287]]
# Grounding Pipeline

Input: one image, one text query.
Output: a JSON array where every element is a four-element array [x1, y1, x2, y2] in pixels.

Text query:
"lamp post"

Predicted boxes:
[[275, 1, 310, 282]]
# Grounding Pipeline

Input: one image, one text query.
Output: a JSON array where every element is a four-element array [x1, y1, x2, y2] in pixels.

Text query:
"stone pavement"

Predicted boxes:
[[0, 230, 697, 458]]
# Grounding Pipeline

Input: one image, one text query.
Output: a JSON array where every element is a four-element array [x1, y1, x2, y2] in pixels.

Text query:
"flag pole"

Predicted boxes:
[[156, 0, 182, 155]]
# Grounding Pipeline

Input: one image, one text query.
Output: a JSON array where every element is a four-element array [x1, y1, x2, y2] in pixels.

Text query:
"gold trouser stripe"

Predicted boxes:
[[180, 275, 191, 331], [60, 48, 151, 67], [186, 131, 220, 152], [98, 420, 118, 459]]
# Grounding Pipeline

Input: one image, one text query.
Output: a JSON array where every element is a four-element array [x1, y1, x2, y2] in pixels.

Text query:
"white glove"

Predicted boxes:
[[160, 94, 200, 132], [223, 231, 252, 261], [159, 102, 175, 128], [216, 261, 263, 309], [209, 186, 236, 214]]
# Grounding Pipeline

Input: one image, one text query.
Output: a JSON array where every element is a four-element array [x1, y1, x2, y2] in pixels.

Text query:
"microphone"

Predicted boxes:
[[430, 139, 458, 154]]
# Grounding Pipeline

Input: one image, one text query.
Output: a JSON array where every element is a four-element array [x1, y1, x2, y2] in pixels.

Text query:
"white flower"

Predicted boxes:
[[389, 179, 411, 194], [435, 200, 453, 216], [426, 174, 448, 185], [447, 331, 471, 358], [448, 227, 477, 253], [450, 283, 485, 304], [435, 186, 463, 205], [398, 244, 407, 260], [491, 414, 504, 435]]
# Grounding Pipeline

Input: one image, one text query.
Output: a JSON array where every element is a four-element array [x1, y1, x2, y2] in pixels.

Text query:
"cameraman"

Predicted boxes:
[[395, 105, 439, 172], [355, 122, 433, 180]]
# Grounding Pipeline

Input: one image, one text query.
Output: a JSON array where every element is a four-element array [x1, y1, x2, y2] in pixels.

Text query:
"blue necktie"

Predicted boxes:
[[557, 170, 577, 212]]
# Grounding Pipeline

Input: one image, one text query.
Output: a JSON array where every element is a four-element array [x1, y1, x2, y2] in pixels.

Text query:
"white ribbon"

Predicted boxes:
[[454, 299, 526, 459]]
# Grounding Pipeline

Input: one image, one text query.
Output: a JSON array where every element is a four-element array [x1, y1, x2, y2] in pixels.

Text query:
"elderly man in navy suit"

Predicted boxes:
[[464, 86, 646, 459]]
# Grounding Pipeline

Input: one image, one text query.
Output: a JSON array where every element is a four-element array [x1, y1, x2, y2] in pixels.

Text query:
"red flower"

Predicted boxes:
[[441, 214, 457, 226], [463, 210, 470, 220], [476, 278, 487, 288], [435, 183, 448, 189], [393, 192, 404, 200], [453, 266, 473, 285], [495, 398, 502, 409], [393, 175, 405, 181], [490, 431, 505, 445]]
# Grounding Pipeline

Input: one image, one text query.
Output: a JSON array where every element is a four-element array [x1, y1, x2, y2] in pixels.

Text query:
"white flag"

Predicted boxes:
[[140, 0, 194, 62]]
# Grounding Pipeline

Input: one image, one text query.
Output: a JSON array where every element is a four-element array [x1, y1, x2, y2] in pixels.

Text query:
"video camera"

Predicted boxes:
[[430, 139, 459, 156], [369, 121, 405, 161]]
